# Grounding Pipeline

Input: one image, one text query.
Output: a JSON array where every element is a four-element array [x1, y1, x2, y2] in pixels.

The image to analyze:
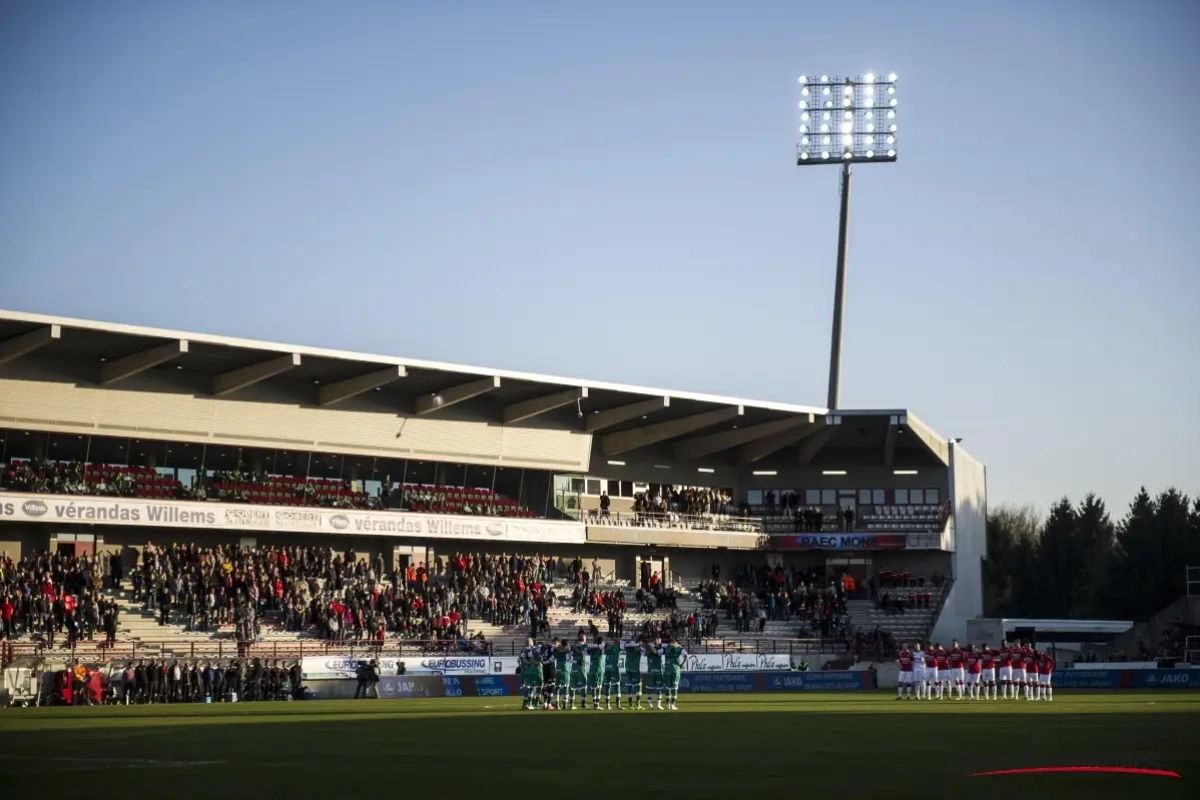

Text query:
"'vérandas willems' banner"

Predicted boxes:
[[0, 491, 585, 544]]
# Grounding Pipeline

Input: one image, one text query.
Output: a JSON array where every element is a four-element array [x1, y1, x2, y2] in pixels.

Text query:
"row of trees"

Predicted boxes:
[[984, 488, 1200, 622]]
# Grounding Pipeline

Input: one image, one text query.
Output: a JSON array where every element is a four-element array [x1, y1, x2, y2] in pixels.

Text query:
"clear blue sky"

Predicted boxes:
[[1, 1, 1197, 512]]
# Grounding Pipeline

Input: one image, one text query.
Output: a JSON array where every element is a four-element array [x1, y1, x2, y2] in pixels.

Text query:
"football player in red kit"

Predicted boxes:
[[935, 644, 951, 700], [980, 645, 997, 699], [948, 640, 966, 699], [1023, 646, 1039, 700], [997, 641, 1014, 699], [922, 645, 938, 700], [963, 644, 983, 699], [1010, 642, 1027, 700], [1037, 650, 1055, 701], [896, 643, 915, 700]]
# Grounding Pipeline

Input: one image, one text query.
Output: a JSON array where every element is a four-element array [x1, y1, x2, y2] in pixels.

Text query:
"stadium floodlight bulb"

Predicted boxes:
[[800, 152, 808, 160], [886, 135, 895, 144], [797, 70, 900, 165], [799, 125, 808, 133], [889, 123, 897, 132], [888, 148, 896, 157]]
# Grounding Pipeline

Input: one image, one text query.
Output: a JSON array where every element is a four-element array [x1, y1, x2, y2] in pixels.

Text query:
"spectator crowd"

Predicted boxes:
[[1, 458, 537, 518], [696, 563, 853, 641], [0, 550, 121, 647]]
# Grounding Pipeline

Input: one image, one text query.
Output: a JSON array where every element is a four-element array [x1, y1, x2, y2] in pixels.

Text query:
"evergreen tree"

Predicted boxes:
[[1072, 494, 1115, 618]]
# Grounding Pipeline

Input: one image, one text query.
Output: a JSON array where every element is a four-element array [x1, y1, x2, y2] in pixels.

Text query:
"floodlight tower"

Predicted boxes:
[[796, 72, 899, 410]]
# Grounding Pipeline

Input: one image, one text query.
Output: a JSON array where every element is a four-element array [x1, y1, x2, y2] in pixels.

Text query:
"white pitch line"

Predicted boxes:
[[0, 755, 226, 768]]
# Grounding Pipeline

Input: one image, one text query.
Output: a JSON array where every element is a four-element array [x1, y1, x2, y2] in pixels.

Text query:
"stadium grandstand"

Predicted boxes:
[[0, 309, 986, 669]]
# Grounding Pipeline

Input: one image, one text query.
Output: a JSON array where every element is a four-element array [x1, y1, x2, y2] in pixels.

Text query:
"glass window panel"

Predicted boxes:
[[895, 489, 909, 505], [821, 489, 836, 505], [926, 488, 939, 504], [520, 469, 551, 517], [872, 489, 885, 504], [404, 460, 436, 486], [585, 479, 601, 496], [493, 467, 522, 501], [747, 489, 763, 505], [47, 433, 89, 462], [805, 489, 820, 505], [465, 464, 495, 492], [911, 489, 925, 504], [859, 489, 872, 504]]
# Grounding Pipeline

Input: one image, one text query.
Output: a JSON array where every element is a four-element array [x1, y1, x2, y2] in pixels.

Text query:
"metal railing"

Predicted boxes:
[[584, 509, 762, 534]]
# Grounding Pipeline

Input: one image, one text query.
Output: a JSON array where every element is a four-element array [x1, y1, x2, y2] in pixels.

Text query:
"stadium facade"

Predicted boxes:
[[0, 310, 986, 641]]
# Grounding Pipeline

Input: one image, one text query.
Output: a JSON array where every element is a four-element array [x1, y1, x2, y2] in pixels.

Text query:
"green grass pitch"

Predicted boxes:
[[1, 692, 1197, 798]]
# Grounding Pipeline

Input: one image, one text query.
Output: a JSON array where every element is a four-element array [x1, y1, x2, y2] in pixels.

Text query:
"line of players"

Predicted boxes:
[[518, 633, 688, 711], [896, 640, 1055, 701]]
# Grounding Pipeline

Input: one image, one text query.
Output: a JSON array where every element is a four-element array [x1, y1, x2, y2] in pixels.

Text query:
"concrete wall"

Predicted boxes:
[[0, 524, 49, 562], [0, 358, 592, 472], [931, 442, 987, 643]]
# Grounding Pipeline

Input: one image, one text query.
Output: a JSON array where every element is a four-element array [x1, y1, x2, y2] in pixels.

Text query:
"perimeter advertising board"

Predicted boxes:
[[0, 491, 584, 544]]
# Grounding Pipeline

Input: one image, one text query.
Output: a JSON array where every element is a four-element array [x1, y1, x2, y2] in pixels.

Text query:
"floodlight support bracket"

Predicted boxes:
[[826, 161, 852, 411]]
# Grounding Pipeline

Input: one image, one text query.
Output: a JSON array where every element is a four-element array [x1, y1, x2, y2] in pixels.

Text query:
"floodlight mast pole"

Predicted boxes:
[[796, 72, 897, 409], [827, 161, 851, 411]]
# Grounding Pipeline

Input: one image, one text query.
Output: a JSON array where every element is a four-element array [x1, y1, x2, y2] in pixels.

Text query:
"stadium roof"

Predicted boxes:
[[0, 310, 951, 464]]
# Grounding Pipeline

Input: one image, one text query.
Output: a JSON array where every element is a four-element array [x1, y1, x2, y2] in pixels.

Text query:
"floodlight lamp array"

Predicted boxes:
[[796, 73, 898, 165]]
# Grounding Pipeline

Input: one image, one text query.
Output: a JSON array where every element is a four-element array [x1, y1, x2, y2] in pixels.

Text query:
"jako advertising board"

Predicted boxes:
[[1049, 668, 1200, 690]]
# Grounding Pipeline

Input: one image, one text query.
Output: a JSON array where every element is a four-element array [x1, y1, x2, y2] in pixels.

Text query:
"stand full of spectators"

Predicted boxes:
[[0, 550, 121, 648]]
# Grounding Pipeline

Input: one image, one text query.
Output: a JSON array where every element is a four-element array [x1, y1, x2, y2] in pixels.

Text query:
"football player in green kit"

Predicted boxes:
[[661, 635, 687, 710], [519, 638, 541, 710], [644, 634, 665, 710], [601, 636, 623, 710], [568, 634, 588, 709], [622, 637, 645, 709], [553, 638, 571, 710], [586, 635, 605, 710]]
